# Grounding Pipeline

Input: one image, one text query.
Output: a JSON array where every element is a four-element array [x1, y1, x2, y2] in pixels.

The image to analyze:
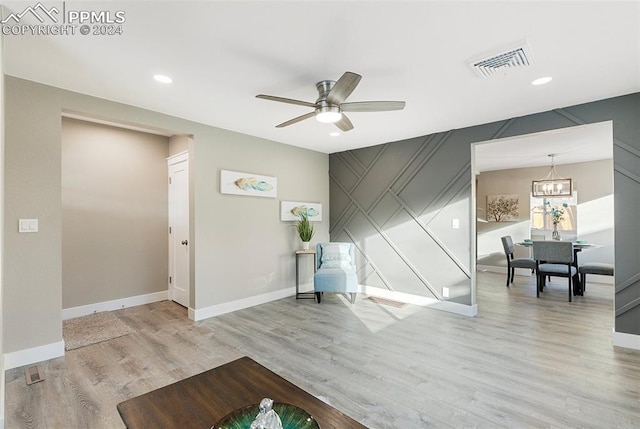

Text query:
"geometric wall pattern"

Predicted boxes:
[[330, 93, 640, 335]]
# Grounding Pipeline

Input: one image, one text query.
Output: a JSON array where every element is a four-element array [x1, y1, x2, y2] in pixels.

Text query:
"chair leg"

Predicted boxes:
[[510, 267, 515, 284], [536, 273, 540, 297], [581, 273, 586, 292], [350, 293, 356, 304], [505, 263, 511, 287], [315, 292, 322, 303], [568, 277, 572, 302]]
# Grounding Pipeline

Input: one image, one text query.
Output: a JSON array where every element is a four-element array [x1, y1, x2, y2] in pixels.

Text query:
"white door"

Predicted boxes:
[[168, 153, 190, 308]]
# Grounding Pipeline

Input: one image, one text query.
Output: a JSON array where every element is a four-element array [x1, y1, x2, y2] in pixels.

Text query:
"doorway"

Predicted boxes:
[[61, 117, 171, 316], [470, 122, 615, 305]]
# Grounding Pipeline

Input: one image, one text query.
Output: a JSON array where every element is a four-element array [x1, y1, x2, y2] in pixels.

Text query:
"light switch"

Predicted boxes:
[[451, 218, 460, 229], [19, 218, 38, 233]]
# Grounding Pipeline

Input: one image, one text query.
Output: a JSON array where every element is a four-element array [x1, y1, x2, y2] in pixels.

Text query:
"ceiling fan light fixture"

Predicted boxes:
[[315, 105, 342, 123]]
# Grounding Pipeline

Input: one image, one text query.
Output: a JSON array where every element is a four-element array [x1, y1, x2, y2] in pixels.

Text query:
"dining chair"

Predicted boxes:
[[578, 262, 614, 292], [532, 241, 577, 302], [500, 236, 536, 287]]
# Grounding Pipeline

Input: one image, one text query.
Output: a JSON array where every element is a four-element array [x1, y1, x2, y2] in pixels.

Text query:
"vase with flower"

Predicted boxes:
[[547, 202, 568, 240]]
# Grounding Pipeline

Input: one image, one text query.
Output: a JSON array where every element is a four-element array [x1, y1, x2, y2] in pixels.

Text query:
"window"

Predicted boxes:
[[530, 193, 577, 232]]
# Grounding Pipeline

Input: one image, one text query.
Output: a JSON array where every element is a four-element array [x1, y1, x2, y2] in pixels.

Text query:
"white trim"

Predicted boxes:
[[61, 291, 167, 320], [167, 151, 188, 164], [4, 340, 65, 370], [191, 287, 295, 321], [477, 265, 533, 277], [361, 286, 478, 317], [62, 110, 176, 137], [612, 329, 640, 351]]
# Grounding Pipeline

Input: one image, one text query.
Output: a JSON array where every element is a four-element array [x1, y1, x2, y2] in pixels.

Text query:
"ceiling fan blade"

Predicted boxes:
[[326, 72, 362, 105], [275, 111, 316, 128], [335, 114, 354, 132], [256, 94, 317, 108], [340, 101, 406, 112]]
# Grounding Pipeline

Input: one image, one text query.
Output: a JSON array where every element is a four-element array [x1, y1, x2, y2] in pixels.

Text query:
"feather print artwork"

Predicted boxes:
[[234, 177, 274, 192], [291, 205, 319, 218]]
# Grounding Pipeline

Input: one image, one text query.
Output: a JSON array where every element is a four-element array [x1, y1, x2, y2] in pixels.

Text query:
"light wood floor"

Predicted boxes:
[[5, 272, 640, 428]]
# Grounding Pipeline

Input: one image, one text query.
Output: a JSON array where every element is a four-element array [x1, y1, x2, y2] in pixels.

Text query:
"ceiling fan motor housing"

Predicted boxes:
[[315, 80, 336, 102]]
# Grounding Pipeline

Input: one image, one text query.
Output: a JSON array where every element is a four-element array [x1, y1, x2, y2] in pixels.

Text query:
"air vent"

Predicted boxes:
[[25, 365, 44, 385], [469, 41, 534, 78]]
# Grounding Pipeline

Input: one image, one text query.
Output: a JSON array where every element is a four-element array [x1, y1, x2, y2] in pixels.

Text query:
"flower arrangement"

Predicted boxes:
[[546, 202, 568, 225]]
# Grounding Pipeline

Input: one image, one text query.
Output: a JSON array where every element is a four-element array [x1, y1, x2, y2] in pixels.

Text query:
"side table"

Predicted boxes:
[[295, 249, 316, 299]]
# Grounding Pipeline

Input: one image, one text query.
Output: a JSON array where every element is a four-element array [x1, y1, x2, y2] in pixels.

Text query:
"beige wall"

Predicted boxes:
[[477, 159, 614, 268], [3, 76, 329, 358], [1, 30, 5, 426], [169, 134, 190, 156], [62, 118, 169, 309]]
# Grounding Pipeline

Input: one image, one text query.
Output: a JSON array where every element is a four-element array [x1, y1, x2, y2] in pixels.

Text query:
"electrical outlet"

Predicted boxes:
[[19, 219, 38, 233]]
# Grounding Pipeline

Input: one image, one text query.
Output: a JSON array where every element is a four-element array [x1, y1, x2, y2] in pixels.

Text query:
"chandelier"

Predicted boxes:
[[531, 154, 573, 197]]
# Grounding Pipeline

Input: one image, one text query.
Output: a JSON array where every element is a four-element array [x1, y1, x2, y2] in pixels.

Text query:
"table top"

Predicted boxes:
[[517, 241, 598, 249], [117, 356, 366, 429], [296, 248, 317, 254]]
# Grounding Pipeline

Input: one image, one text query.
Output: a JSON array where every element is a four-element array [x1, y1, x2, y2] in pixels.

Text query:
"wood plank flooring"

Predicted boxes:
[[5, 272, 640, 428]]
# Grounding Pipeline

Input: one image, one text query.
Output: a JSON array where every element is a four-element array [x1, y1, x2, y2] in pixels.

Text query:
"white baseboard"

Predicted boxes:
[[62, 290, 168, 320], [612, 329, 640, 351], [361, 286, 478, 317], [4, 340, 65, 370], [191, 287, 296, 321], [476, 265, 533, 277]]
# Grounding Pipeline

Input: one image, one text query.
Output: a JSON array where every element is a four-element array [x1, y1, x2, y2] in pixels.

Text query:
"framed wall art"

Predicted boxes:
[[280, 201, 322, 222], [220, 170, 277, 198], [486, 194, 519, 222]]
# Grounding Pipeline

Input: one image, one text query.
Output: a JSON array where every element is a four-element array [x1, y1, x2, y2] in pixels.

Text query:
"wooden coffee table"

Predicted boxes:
[[117, 356, 367, 428]]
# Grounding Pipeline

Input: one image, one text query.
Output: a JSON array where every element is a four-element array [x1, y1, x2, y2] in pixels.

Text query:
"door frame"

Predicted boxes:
[[167, 151, 190, 308]]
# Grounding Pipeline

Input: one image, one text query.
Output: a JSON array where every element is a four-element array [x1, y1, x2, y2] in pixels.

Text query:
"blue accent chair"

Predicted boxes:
[[313, 242, 358, 304]]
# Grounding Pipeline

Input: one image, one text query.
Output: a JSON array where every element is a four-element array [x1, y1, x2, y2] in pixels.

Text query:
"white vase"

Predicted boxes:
[[302, 241, 310, 250], [552, 224, 561, 240]]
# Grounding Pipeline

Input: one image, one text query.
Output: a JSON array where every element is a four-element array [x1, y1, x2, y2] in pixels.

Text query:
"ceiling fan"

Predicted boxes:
[[256, 71, 405, 132]]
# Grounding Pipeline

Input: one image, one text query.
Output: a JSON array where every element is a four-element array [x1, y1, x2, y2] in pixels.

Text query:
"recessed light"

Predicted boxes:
[[154, 74, 173, 84], [330, 132, 340, 137], [531, 76, 552, 86]]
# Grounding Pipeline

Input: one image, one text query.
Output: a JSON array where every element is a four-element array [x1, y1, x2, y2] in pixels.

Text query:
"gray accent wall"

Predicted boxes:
[[330, 93, 640, 336]]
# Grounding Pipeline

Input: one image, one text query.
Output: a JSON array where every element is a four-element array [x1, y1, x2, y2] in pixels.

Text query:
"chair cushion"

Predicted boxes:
[[538, 263, 577, 276], [579, 263, 614, 276], [320, 243, 352, 268], [314, 267, 358, 293], [510, 257, 536, 269]]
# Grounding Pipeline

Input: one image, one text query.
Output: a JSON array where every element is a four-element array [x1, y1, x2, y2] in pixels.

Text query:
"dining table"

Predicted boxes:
[[517, 240, 599, 296]]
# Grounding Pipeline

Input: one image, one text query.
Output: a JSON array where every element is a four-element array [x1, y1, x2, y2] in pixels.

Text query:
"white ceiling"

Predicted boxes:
[[474, 121, 613, 172], [2, 1, 639, 156]]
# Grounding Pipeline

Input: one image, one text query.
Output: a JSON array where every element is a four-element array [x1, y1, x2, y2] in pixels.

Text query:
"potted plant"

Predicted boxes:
[[296, 213, 315, 249]]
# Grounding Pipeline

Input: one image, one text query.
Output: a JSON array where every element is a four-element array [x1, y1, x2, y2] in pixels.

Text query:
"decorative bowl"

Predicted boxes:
[[523, 239, 533, 243], [212, 403, 319, 429]]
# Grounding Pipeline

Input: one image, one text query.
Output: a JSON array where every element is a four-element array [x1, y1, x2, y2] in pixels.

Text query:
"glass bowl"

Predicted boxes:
[[212, 402, 319, 429]]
